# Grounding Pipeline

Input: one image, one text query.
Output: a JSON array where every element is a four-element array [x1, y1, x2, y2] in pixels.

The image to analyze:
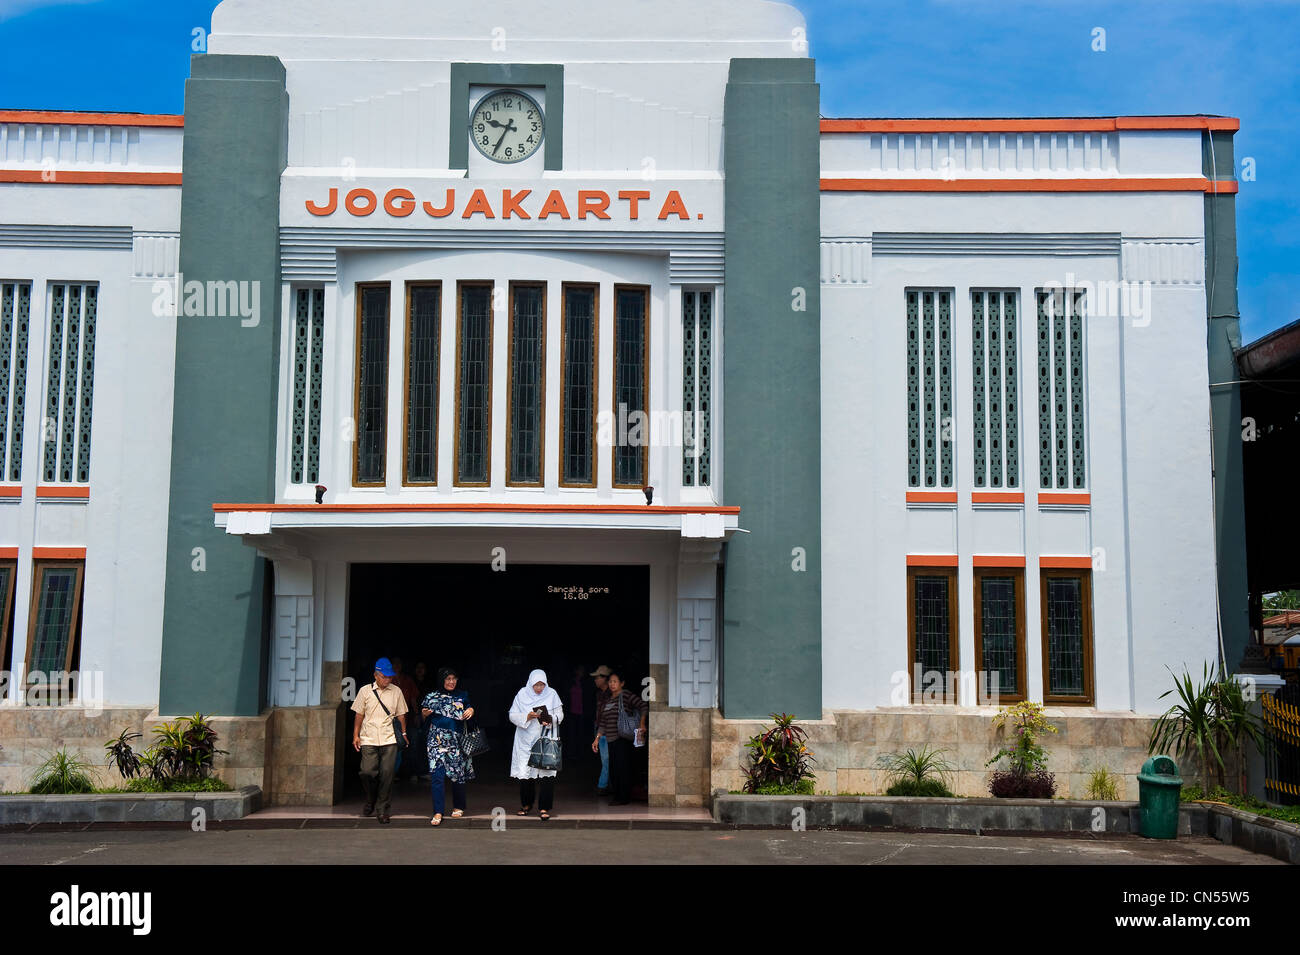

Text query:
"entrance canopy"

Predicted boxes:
[[214, 503, 740, 558]]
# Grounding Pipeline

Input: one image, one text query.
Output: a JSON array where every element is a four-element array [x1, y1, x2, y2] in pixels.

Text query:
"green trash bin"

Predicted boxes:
[[1137, 755, 1183, 839]]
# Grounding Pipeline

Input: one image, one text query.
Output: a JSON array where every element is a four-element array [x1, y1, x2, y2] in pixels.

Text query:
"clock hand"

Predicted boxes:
[[493, 119, 517, 155]]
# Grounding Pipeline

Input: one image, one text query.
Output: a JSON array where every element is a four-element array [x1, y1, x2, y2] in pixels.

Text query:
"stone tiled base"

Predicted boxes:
[[709, 708, 1211, 802], [263, 704, 345, 806], [0, 706, 154, 792]]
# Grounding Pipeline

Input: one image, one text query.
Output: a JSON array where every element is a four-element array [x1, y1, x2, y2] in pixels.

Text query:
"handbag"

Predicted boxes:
[[372, 683, 407, 748], [527, 720, 563, 772], [459, 717, 489, 758], [616, 693, 639, 742]]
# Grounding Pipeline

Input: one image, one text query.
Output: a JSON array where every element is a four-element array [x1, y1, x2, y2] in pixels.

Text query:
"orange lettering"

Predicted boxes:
[[657, 190, 689, 220], [617, 190, 650, 220], [461, 188, 496, 219], [537, 190, 571, 220], [423, 189, 456, 218], [501, 189, 532, 219], [577, 190, 612, 220], [305, 188, 338, 216], [383, 188, 415, 217], [344, 188, 377, 216]]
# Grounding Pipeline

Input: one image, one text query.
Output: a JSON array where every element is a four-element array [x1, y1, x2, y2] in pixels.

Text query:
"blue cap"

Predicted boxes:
[[374, 657, 395, 677]]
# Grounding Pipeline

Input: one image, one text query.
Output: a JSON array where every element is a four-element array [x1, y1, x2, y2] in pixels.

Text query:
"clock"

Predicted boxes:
[[469, 88, 544, 164]]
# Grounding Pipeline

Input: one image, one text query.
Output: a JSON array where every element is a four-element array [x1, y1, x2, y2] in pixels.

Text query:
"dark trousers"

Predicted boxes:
[[519, 777, 555, 812], [609, 737, 635, 803], [430, 764, 466, 816], [359, 743, 398, 814]]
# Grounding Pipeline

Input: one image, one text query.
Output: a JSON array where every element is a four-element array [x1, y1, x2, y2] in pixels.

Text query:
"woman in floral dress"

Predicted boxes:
[[420, 667, 475, 826]]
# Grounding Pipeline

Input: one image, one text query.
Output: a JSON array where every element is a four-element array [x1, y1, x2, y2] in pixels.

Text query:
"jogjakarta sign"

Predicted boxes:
[[302, 185, 707, 223]]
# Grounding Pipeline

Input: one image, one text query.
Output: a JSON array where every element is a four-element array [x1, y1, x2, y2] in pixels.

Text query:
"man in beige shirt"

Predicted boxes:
[[351, 657, 409, 823]]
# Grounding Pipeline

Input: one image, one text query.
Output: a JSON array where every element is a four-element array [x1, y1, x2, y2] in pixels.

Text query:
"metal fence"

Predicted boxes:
[[1262, 684, 1300, 805]]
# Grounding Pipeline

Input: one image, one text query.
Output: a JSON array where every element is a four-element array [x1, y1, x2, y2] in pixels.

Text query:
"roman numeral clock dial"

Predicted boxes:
[[470, 89, 544, 163]]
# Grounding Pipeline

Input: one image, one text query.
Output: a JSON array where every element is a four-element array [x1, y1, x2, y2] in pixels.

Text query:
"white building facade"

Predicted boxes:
[[0, 0, 1242, 804]]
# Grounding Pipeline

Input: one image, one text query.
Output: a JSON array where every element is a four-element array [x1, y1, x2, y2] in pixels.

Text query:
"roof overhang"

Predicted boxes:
[[213, 502, 741, 560]]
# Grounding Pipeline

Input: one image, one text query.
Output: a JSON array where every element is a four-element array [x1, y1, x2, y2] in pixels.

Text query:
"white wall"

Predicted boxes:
[[819, 187, 1220, 714]]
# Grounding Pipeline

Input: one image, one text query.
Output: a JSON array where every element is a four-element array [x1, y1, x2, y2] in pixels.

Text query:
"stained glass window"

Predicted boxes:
[[508, 284, 545, 485], [910, 569, 956, 702], [562, 285, 596, 486], [1044, 572, 1090, 699], [42, 284, 96, 484], [355, 284, 389, 485], [27, 563, 81, 675], [906, 290, 953, 488], [456, 283, 492, 485], [613, 286, 648, 488], [977, 572, 1021, 700], [0, 283, 31, 483], [972, 291, 1019, 489], [405, 284, 439, 484], [1036, 288, 1086, 489]]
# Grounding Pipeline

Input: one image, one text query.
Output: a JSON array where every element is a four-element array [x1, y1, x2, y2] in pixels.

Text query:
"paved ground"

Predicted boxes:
[[0, 827, 1281, 864]]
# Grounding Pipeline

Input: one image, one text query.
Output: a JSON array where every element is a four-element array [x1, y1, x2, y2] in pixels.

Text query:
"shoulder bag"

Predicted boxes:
[[372, 683, 406, 748]]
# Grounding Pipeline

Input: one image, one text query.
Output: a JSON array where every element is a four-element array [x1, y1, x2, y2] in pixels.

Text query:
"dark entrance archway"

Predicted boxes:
[[341, 562, 651, 813]]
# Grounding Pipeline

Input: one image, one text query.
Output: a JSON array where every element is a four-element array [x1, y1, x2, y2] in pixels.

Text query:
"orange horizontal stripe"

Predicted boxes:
[[0, 547, 17, 559], [821, 116, 1239, 133], [0, 109, 184, 127], [906, 491, 957, 503], [32, 546, 85, 559], [213, 503, 741, 515], [974, 555, 1026, 568], [0, 170, 181, 185], [1040, 555, 1093, 569], [36, 485, 88, 499], [907, 554, 959, 567], [972, 491, 1024, 504], [0, 486, 21, 498], [821, 177, 1235, 194], [1038, 492, 1091, 506]]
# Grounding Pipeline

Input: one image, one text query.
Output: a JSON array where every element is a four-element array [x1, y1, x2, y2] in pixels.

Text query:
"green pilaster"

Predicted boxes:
[[720, 58, 821, 719], [1203, 128, 1249, 672], [159, 55, 288, 716]]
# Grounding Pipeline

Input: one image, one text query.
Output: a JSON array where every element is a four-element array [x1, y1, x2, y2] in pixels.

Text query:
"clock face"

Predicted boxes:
[[470, 89, 544, 164]]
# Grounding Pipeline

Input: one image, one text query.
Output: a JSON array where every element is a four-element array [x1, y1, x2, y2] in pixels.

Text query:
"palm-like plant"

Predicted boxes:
[[1210, 678, 1263, 793], [1149, 663, 1221, 793], [878, 745, 955, 793], [30, 748, 95, 794]]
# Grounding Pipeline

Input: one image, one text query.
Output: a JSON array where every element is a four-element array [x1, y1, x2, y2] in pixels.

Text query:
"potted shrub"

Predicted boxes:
[[986, 701, 1058, 798], [740, 713, 816, 795]]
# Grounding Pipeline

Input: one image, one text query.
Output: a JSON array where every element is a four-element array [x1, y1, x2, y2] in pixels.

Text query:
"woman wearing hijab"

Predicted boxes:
[[420, 667, 475, 826], [508, 668, 564, 820]]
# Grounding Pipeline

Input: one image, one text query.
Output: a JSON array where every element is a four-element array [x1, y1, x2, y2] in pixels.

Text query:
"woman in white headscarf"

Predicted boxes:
[[509, 668, 564, 820]]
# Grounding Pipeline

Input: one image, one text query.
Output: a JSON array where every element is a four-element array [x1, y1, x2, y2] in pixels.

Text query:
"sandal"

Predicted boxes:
[[517, 807, 531, 816], [539, 810, 551, 821], [430, 814, 442, 827], [451, 809, 464, 818]]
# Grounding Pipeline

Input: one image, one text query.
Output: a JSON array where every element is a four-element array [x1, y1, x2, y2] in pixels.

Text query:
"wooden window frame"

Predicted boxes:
[[506, 281, 547, 487], [453, 280, 495, 488], [906, 566, 959, 704], [401, 280, 441, 487], [0, 558, 15, 697], [1040, 568, 1095, 705], [611, 283, 650, 490], [559, 282, 599, 489], [973, 567, 1026, 704], [352, 282, 391, 488], [23, 558, 84, 693]]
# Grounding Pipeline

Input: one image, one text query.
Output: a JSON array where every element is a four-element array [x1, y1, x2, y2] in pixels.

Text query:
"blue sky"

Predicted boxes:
[[1, 0, 1295, 343]]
